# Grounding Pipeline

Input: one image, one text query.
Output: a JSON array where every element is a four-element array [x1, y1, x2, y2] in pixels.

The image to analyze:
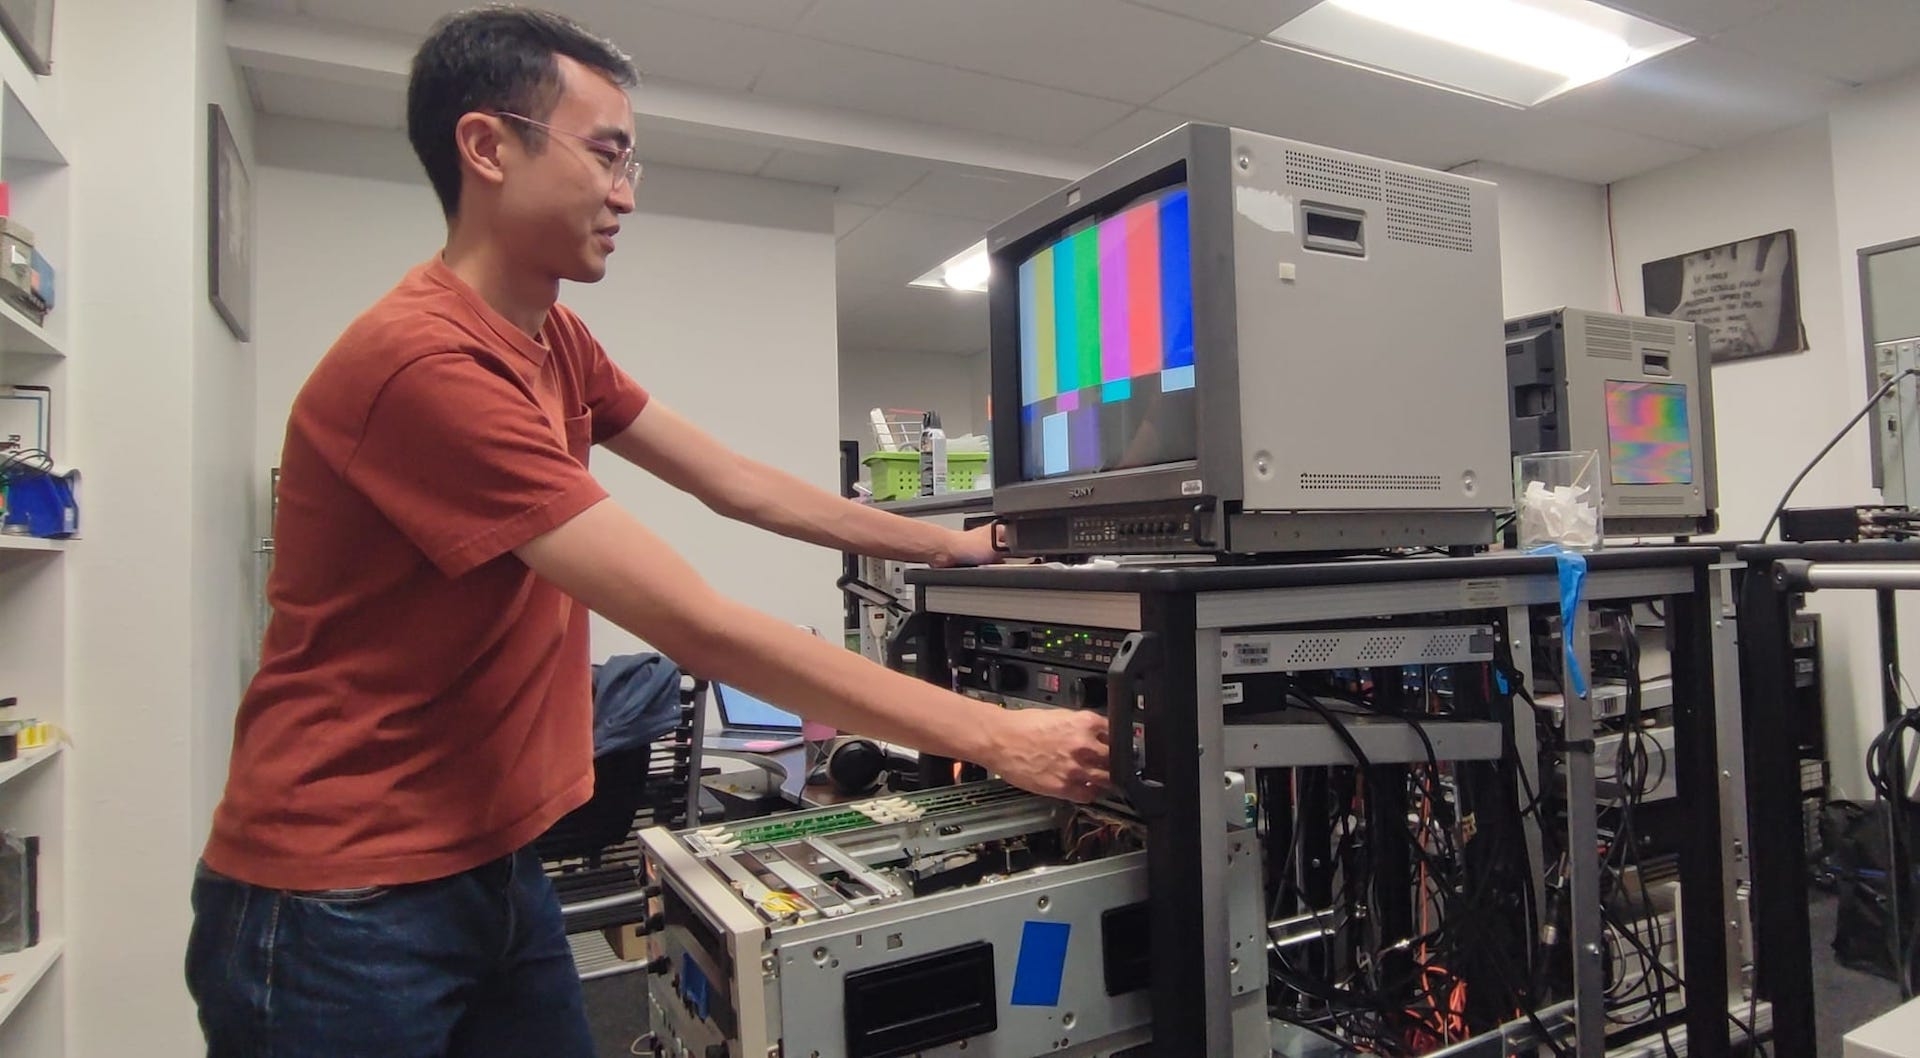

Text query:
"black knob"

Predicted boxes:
[[1071, 677, 1107, 708], [706, 1045, 730, 1058], [988, 662, 1027, 693], [646, 955, 672, 975], [643, 912, 665, 933]]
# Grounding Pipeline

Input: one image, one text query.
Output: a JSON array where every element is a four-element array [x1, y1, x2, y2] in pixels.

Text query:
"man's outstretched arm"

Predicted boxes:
[[515, 498, 1107, 802], [603, 399, 1000, 567]]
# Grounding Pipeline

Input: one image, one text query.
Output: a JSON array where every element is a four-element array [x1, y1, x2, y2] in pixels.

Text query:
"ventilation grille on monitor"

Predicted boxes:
[[1384, 171, 1474, 253], [1634, 319, 1680, 344], [1584, 317, 1636, 359], [1285, 149, 1383, 201], [1282, 149, 1473, 253], [1301, 472, 1444, 492]]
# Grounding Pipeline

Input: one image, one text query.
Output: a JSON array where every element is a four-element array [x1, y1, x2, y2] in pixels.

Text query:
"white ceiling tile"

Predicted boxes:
[[1605, 0, 1794, 35], [248, 68, 406, 129], [292, 0, 438, 34], [288, 1, 781, 92], [1473, 116, 1703, 185], [792, 0, 1251, 105], [751, 37, 1134, 145], [835, 203, 878, 239], [1122, 0, 1316, 35], [1077, 108, 1201, 161], [834, 205, 992, 302], [887, 168, 1065, 223], [637, 0, 819, 31], [757, 148, 932, 207], [633, 117, 778, 175], [840, 291, 988, 357], [1155, 42, 1512, 169], [566, 6, 788, 92], [1538, 41, 1851, 149], [1711, 0, 1920, 86]]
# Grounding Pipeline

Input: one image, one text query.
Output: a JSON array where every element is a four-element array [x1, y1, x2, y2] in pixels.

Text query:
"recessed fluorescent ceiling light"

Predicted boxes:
[[1268, 0, 1692, 108], [910, 240, 991, 293]]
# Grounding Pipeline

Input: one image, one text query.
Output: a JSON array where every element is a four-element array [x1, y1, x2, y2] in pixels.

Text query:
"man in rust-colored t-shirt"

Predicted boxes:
[[185, 9, 1110, 1058]]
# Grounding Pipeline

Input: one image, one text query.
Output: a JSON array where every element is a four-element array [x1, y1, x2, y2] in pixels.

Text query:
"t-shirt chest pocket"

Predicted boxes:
[[562, 410, 593, 464]]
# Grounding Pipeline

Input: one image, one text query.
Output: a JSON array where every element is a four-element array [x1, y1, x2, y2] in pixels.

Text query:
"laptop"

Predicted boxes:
[[703, 681, 806, 753]]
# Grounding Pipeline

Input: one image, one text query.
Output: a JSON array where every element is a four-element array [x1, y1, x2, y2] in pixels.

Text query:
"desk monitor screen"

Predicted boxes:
[[1604, 380, 1694, 486], [715, 682, 802, 731], [1016, 184, 1197, 482]]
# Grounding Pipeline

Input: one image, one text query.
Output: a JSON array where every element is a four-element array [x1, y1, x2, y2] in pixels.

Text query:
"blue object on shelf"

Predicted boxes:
[[3, 469, 77, 538]]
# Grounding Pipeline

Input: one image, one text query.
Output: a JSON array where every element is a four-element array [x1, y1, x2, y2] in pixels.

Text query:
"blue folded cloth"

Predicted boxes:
[[591, 652, 683, 757]]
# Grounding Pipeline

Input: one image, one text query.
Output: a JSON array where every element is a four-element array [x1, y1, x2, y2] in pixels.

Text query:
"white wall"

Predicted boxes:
[[838, 347, 989, 461], [1608, 118, 1887, 796], [190, 0, 260, 864], [1828, 69, 1920, 794], [62, 1, 246, 1054], [253, 117, 844, 658], [1456, 162, 1611, 317]]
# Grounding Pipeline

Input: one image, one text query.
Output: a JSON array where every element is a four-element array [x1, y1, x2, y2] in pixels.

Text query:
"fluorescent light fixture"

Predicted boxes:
[[1269, 0, 1692, 108], [910, 240, 991, 293]]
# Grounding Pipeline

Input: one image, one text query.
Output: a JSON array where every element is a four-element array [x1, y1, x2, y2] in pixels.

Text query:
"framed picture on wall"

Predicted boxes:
[[1641, 229, 1806, 363], [208, 102, 253, 341], [0, 0, 53, 75]]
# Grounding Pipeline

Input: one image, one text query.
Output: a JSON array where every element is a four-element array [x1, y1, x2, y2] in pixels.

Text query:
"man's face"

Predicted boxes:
[[496, 55, 637, 284]]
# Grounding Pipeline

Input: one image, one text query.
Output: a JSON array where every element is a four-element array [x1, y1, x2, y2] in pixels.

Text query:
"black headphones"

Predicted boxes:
[[806, 736, 895, 796]]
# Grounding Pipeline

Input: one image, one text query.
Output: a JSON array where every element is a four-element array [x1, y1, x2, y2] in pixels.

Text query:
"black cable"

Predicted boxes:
[[1602, 898, 1772, 1056], [1761, 366, 1920, 541], [1271, 689, 1476, 1047], [1604, 608, 1686, 1058], [1865, 703, 1920, 998], [1272, 669, 1557, 1052]]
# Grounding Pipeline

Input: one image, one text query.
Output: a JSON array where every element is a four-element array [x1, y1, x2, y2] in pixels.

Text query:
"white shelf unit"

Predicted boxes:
[[0, 27, 70, 1058], [0, 938, 64, 1030], [0, 744, 59, 789]]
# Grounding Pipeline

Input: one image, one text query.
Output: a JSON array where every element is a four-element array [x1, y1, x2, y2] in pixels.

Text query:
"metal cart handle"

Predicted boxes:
[[1107, 631, 1164, 815]]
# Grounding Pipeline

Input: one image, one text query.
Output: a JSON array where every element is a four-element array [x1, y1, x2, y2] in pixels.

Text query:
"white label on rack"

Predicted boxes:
[[1221, 682, 1245, 705], [1461, 579, 1505, 608]]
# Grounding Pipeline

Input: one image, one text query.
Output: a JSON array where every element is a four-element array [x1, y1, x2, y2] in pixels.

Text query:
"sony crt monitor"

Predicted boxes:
[[987, 123, 1512, 558], [1506, 308, 1719, 537]]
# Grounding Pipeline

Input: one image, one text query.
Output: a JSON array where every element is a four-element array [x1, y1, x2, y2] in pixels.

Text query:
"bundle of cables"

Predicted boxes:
[[1498, 623, 1769, 1058], [1865, 690, 1920, 998], [1263, 675, 1567, 1058]]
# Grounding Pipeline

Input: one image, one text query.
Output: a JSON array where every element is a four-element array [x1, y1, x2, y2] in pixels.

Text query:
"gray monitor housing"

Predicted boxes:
[[1506, 308, 1719, 537], [986, 123, 1513, 558]]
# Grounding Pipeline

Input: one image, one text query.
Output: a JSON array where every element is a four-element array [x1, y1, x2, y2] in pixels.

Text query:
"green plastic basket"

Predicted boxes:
[[947, 452, 988, 492], [864, 451, 990, 501]]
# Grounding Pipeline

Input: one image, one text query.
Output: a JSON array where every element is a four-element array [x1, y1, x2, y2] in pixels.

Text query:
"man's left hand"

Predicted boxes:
[[934, 524, 1004, 568]]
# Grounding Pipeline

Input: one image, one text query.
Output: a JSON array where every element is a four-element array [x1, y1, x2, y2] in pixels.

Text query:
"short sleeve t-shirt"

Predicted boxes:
[[202, 256, 650, 890]]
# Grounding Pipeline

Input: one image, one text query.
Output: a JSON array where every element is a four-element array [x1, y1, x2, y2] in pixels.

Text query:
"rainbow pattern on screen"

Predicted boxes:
[[1605, 381, 1694, 485], [1018, 187, 1195, 479]]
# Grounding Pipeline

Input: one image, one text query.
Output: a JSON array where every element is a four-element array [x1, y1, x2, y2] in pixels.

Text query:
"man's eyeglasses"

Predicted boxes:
[[496, 112, 643, 191]]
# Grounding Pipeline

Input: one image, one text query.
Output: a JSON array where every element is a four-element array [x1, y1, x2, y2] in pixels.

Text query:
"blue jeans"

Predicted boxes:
[[185, 848, 594, 1058]]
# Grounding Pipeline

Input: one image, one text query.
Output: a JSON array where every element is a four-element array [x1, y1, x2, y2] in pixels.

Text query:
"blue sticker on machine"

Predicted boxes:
[[1010, 920, 1072, 1007]]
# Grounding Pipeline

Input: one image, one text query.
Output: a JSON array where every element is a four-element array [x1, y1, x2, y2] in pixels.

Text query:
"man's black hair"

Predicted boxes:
[[407, 6, 639, 217]]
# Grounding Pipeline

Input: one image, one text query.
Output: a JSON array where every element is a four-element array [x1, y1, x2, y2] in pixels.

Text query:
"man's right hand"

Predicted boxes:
[[979, 708, 1113, 804]]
